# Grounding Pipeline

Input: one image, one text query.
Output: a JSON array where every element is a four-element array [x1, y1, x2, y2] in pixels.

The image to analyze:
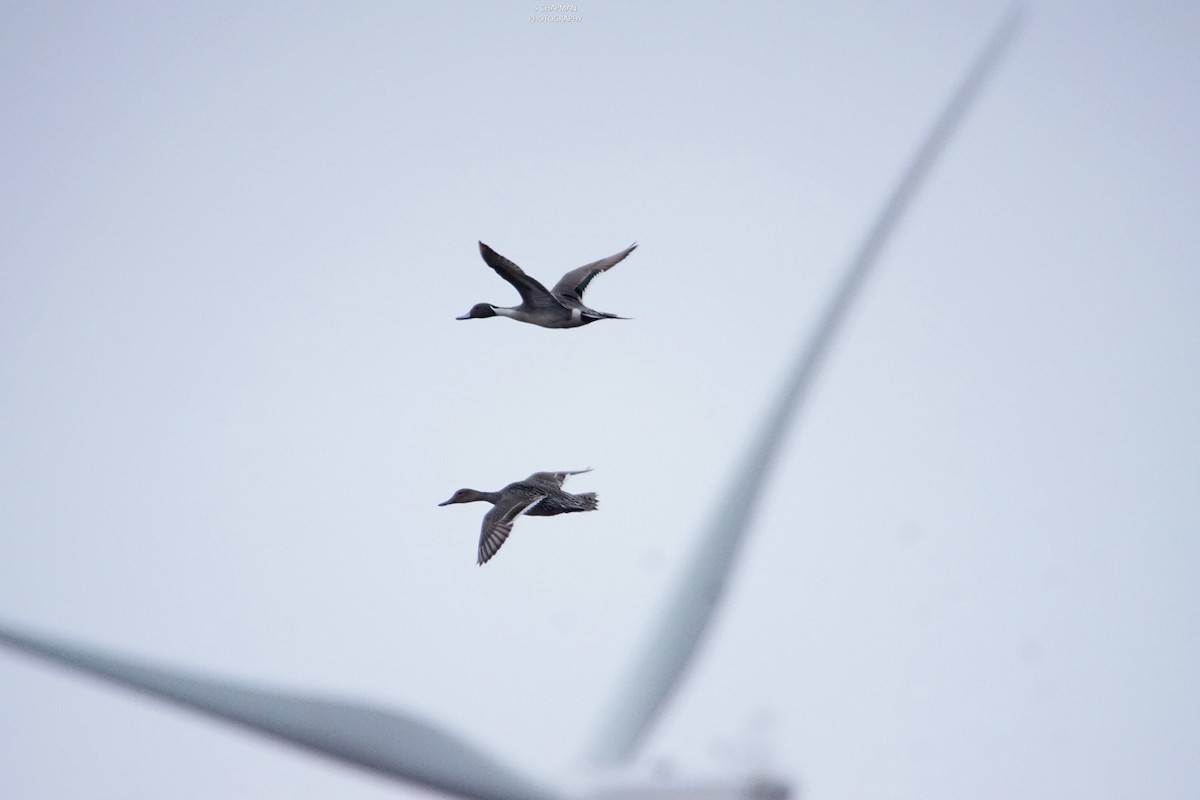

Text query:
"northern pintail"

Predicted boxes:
[[438, 468, 598, 564], [457, 242, 637, 328]]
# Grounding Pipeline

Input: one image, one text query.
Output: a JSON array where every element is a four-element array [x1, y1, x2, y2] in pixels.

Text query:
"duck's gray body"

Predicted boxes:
[[438, 469, 598, 564], [457, 242, 637, 328]]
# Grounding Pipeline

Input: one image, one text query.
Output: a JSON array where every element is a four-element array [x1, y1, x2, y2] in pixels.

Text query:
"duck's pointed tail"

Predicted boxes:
[[586, 311, 632, 322]]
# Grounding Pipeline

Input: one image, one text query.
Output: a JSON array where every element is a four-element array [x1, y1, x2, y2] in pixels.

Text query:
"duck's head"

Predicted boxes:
[[438, 488, 486, 505], [456, 303, 497, 320]]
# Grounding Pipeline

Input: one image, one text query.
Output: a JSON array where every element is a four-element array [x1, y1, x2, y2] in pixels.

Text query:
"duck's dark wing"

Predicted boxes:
[[478, 494, 544, 564], [551, 243, 637, 305], [478, 242, 560, 309], [524, 468, 593, 490]]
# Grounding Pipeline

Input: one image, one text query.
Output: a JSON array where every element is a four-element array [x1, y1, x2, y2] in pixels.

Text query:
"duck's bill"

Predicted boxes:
[[455, 314, 471, 320]]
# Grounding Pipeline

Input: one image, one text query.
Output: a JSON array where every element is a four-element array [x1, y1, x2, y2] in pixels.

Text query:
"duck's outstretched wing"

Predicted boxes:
[[551, 243, 637, 305], [478, 242, 560, 310], [478, 494, 544, 564], [524, 468, 593, 490]]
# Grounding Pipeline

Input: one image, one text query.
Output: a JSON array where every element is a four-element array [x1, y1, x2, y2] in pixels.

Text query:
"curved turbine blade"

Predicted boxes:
[[0, 622, 564, 800], [587, 7, 1024, 766]]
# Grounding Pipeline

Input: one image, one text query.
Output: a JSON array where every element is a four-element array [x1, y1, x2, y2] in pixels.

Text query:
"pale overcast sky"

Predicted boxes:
[[2, 2, 1198, 799]]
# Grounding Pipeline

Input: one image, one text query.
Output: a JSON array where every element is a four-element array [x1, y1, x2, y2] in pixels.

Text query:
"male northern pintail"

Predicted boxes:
[[438, 468, 598, 564], [457, 242, 637, 328]]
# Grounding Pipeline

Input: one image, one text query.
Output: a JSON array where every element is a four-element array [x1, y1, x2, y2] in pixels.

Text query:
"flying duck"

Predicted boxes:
[[457, 242, 637, 328], [438, 469, 598, 564]]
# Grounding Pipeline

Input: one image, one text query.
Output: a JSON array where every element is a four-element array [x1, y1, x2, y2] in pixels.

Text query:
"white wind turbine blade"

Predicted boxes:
[[0, 622, 565, 800], [587, 7, 1024, 767]]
